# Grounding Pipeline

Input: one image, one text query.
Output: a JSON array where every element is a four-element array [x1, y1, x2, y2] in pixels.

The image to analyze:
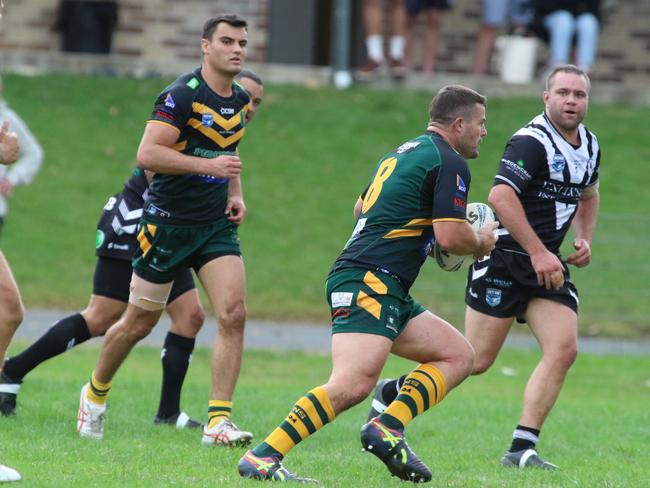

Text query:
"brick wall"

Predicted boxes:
[[421, 0, 650, 83], [0, 0, 269, 63], [0, 0, 647, 84]]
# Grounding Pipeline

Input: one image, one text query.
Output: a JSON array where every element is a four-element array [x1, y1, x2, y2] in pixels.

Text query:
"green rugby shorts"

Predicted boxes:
[[325, 267, 426, 340]]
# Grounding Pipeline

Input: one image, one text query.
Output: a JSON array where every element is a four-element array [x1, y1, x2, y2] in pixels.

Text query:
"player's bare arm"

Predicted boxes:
[[488, 184, 564, 290], [137, 122, 241, 178], [567, 181, 600, 268], [433, 220, 498, 259], [226, 174, 246, 224], [0, 121, 19, 165]]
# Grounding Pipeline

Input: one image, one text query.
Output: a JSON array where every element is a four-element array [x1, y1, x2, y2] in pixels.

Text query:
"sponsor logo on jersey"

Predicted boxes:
[[201, 113, 214, 127], [155, 109, 174, 121], [186, 77, 200, 89], [145, 204, 171, 219], [395, 141, 421, 154], [486, 288, 502, 307], [456, 174, 467, 192], [484, 277, 512, 287], [186, 174, 229, 184], [164, 93, 175, 108], [332, 307, 350, 319], [95, 230, 105, 249], [220, 107, 235, 115], [107, 243, 130, 251], [331, 292, 353, 307], [541, 180, 582, 199], [551, 154, 566, 172], [385, 305, 399, 333], [502, 158, 531, 181], [453, 197, 467, 209], [193, 147, 234, 159]]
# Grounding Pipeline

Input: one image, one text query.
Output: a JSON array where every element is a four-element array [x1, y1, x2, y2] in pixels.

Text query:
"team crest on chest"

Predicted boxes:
[[201, 113, 214, 127], [551, 154, 566, 172]]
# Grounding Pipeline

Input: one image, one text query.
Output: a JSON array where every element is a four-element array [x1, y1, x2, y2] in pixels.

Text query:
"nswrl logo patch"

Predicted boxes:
[[486, 288, 502, 307]]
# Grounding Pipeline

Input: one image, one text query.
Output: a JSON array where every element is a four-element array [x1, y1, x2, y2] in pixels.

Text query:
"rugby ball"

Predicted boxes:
[[434, 202, 496, 272]]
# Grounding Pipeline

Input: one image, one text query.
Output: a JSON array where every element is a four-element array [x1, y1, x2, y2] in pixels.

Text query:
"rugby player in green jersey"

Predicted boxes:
[[238, 85, 498, 483], [76, 14, 254, 446]]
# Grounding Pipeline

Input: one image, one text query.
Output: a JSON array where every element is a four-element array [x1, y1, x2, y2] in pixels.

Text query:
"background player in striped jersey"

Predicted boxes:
[[465, 64, 600, 470], [0, 70, 264, 429], [368, 65, 600, 470], [238, 85, 497, 483]]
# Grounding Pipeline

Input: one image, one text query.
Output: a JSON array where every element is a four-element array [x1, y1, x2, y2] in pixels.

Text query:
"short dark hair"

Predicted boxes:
[[428, 85, 486, 126], [235, 69, 263, 86], [202, 14, 247, 40], [545, 64, 591, 91]]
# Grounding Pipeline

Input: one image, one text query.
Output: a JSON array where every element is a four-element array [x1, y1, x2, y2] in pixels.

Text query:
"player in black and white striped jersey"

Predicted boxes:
[[465, 64, 600, 469]]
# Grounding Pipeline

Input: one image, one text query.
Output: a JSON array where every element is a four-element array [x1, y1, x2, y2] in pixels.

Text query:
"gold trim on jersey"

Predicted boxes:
[[186, 118, 245, 148], [173, 140, 187, 151], [384, 228, 424, 239], [404, 218, 434, 227], [191, 102, 247, 130], [148, 120, 181, 131], [431, 217, 467, 223]]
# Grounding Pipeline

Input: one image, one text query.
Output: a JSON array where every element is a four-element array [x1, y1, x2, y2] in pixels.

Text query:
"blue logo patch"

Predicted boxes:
[[551, 154, 566, 172], [164, 93, 175, 109], [201, 113, 214, 127], [486, 288, 502, 307], [456, 174, 467, 193]]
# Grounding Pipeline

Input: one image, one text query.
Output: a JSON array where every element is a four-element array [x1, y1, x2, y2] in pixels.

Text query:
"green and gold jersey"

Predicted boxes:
[[143, 68, 249, 225], [332, 131, 471, 290]]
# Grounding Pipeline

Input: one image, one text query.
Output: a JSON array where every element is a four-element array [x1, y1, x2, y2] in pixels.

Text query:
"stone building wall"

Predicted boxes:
[[0, 0, 647, 84]]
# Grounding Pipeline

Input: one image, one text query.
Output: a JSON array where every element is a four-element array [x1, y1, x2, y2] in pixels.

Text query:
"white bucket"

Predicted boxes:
[[496, 35, 538, 84]]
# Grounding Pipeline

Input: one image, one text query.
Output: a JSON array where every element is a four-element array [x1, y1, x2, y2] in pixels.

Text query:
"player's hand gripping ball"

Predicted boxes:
[[434, 202, 496, 272]]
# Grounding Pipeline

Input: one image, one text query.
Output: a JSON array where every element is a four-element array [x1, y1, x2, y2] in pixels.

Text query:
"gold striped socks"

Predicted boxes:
[[208, 400, 232, 429], [253, 386, 335, 458], [379, 363, 447, 430], [86, 371, 112, 405]]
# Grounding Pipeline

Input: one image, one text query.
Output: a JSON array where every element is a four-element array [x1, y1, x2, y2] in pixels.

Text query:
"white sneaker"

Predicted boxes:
[[76, 384, 106, 440], [201, 418, 253, 447], [0, 464, 21, 482]]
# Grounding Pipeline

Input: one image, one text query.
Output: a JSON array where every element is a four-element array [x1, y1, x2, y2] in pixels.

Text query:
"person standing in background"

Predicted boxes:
[[0, 76, 43, 235], [472, 0, 534, 76], [533, 0, 601, 74], [357, 0, 408, 80], [404, 0, 453, 75]]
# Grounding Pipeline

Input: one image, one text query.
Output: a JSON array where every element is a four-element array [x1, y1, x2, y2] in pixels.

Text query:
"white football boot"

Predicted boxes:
[[201, 418, 253, 447], [76, 384, 106, 440], [0, 464, 21, 482]]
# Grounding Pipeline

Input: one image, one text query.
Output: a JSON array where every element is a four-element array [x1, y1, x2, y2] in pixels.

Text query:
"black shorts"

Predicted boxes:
[[465, 248, 578, 321], [95, 192, 143, 262], [93, 256, 196, 304]]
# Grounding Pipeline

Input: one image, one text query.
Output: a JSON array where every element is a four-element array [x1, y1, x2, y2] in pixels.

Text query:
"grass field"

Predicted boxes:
[[1, 74, 649, 337], [1, 342, 649, 487]]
